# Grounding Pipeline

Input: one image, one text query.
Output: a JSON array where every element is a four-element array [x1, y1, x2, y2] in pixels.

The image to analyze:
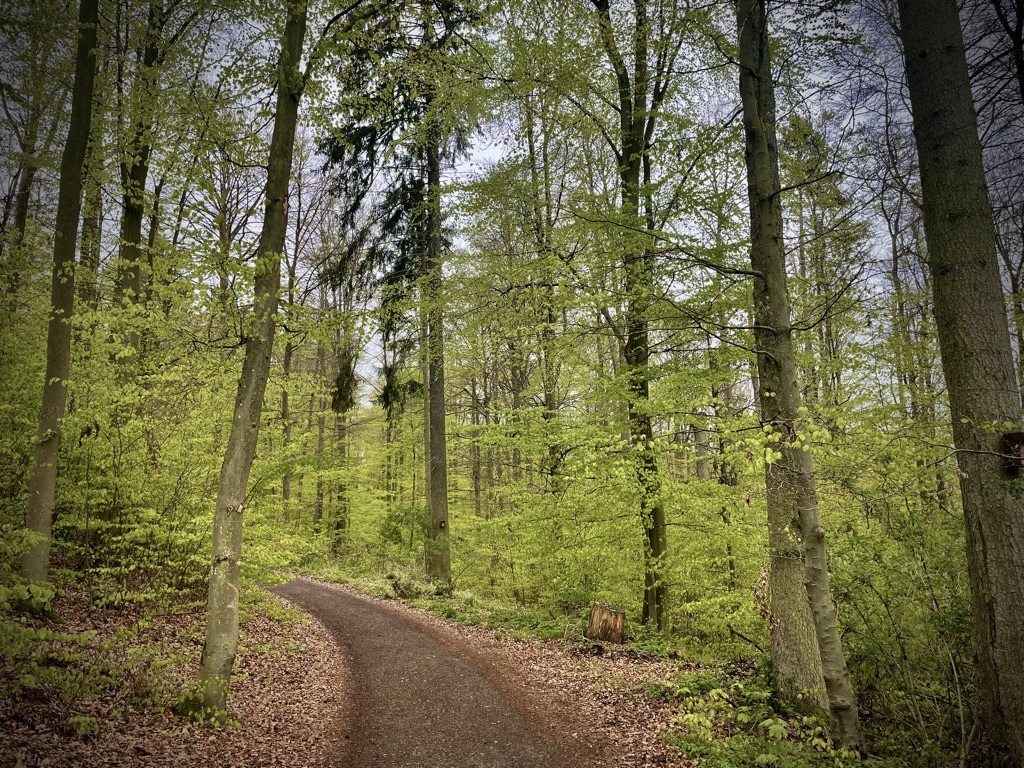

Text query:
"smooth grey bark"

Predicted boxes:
[[186, 0, 307, 716], [20, 0, 99, 582], [424, 135, 451, 586], [736, 0, 860, 748], [898, 1, 1024, 763]]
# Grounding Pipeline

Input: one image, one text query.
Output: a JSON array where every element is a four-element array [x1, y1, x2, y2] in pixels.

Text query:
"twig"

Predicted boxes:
[[727, 623, 765, 654]]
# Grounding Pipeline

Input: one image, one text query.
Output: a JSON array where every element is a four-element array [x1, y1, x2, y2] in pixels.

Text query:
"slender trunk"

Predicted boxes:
[[315, 402, 326, 527], [79, 143, 103, 313], [313, 282, 328, 528], [421, 291, 431, 508], [282, 339, 293, 514], [899, 1, 1024, 761], [695, 423, 712, 481], [471, 378, 482, 515], [20, 0, 99, 582], [115, 2, 163, 347], [525, 96, 561, 484], [281, 255, 299, 513], [12, 153, 38, 252], [333, 413, 348, 550], [3, 139, 39, 298], [424, 135, 450, 586], [592, 0, 667, 630], [186, 0, 307, 716], [737, 0, 860, 747], [282, 170, 304, 512]]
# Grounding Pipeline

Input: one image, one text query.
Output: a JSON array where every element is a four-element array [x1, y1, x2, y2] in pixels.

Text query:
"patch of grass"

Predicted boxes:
[[411, 591, 577, 640], [306, 564, 583, 640]]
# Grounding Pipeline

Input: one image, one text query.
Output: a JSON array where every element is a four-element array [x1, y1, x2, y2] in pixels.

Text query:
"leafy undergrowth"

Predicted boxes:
[[0, 580, 348, 767], [308, 566, 898, 768], [653, 669, 899, 768]]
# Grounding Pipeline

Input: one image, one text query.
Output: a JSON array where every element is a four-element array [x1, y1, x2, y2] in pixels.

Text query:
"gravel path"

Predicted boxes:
[[275, 578, 608, 768]]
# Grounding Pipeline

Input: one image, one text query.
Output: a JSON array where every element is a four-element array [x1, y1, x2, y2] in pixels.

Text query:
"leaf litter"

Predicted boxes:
[[3, 577, 698, 767]]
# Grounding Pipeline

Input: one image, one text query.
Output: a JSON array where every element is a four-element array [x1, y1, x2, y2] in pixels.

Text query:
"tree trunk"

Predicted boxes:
[[2, 131, 40, 299], [20, 0, 99, 583], [333, 413, 349, 550], [424, 134, 451, 586], [115, 2, 163, 352], [736, 0, 860, 748], [590, 0, 671, 631], [282, 338, 293, 514], [898, 1, 1024, 762], [185, 0, 307, 717], [79, 142, 103, 314]]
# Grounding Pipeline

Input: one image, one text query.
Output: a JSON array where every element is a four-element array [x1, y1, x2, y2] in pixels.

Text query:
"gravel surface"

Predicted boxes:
[[275, 578, 611, 768]]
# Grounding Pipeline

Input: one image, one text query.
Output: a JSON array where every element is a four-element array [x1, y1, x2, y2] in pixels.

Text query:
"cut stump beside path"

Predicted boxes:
[[586, 603, 626, 644]]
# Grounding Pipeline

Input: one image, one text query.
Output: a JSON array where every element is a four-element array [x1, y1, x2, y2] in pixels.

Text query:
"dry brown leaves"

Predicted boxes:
[[0, 587, 348, 768], [3, 576, 699, 768]]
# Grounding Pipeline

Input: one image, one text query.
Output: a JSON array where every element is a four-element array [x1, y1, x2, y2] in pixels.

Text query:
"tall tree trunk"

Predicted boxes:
[[282, 338, 293, 514], [20, 0, 99, 582], [281, 246, 300, 516], [115, 2, 163, 351], [424, 134, 451, 586], [333, 413, 349, 549], [185, 0, 307, 717], [525, 95, 562, 484], [2, 134, 40, 299], [470, 378, 482, 515], [591, 0, 671, 631], [79, 142, 103, 314], [898, 1, 1024, 762], [11, 144, 38, 253], [737, 0, 860, 748]]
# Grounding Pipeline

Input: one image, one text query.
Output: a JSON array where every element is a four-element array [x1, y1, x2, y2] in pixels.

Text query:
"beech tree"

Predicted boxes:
[[736, 0, 860, 747], [183, 0, 309, 716], [19, 0, 99, 583], [585, 0, 686, 631], [898, 0, 1024, 762]]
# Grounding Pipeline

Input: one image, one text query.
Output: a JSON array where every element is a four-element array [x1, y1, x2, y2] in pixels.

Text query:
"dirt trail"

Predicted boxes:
[[275, 578, 607, 768]]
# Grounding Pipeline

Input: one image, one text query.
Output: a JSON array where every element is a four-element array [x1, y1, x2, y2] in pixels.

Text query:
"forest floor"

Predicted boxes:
[[2, 575, 697, 767]]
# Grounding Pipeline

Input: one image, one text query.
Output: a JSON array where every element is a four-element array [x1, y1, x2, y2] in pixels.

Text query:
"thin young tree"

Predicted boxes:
[[587, 0, 686, 631], [183, 0, 308, 716], [20, 0, 99, 583]]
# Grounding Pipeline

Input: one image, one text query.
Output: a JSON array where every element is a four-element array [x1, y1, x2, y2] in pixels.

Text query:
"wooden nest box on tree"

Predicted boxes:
[[586, 603, 625, 644]]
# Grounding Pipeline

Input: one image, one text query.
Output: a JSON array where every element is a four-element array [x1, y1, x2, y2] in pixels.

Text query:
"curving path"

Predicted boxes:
[[275, 578, 603, 768]]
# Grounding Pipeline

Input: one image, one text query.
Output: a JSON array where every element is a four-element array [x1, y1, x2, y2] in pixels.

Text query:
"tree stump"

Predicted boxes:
[[586, 603, 625, 643]]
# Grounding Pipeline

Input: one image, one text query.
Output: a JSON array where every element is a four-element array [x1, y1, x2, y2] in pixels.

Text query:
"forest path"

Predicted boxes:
[[274, 578, 609, 768]]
